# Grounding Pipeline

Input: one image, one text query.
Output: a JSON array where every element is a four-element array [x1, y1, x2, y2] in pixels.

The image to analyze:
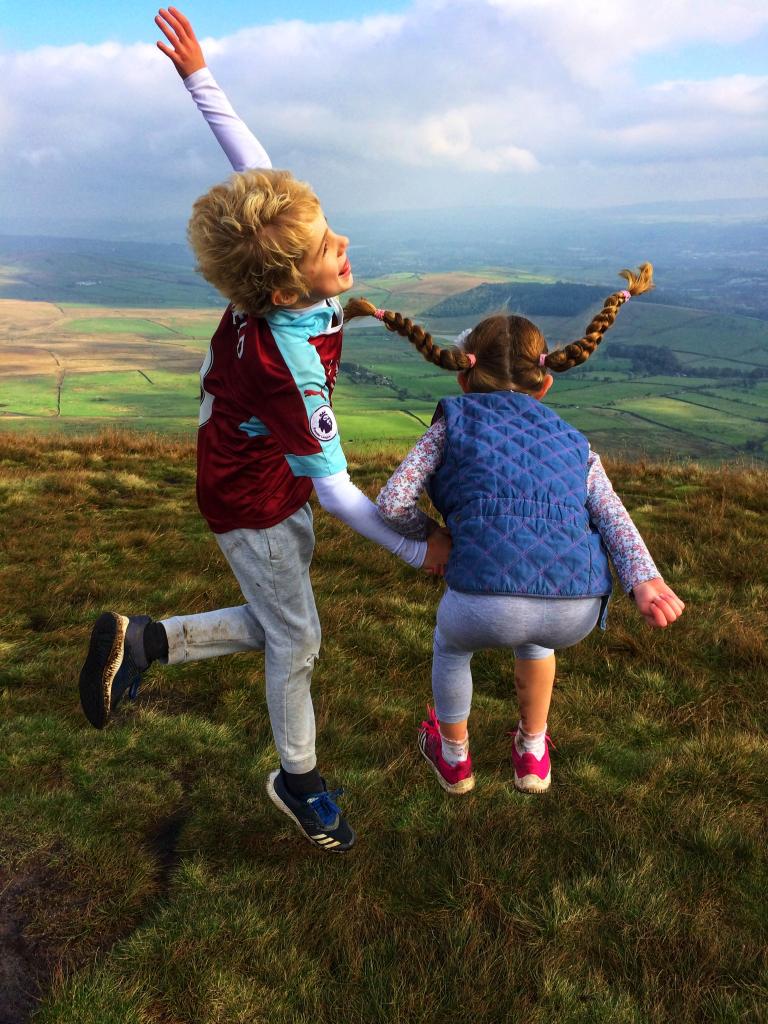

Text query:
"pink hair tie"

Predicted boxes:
[[539, 353, 547, 367], [620, 290, 631, 301], [374, 308, 386, 320], [465, 353, 477, 368]]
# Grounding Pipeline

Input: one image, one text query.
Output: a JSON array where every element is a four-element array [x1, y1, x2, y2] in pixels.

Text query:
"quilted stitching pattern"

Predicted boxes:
[[428, 393, 613, 598]]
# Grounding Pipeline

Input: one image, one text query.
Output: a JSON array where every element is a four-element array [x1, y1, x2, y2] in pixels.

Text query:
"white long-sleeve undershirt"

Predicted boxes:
[[314, 472, 427, 569], [184, 67, 272, 171]]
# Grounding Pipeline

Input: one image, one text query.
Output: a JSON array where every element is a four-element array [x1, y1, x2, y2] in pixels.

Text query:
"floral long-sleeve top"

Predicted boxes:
[[376, 420, 659, 593]]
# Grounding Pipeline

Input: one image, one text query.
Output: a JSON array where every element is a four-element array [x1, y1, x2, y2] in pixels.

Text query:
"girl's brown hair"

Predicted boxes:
[[344, 264, 654, 393]]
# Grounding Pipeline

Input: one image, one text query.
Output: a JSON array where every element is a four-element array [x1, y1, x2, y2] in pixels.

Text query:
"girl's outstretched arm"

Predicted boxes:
[[586, 451, 685, 628], [155, 7, 272, 171]]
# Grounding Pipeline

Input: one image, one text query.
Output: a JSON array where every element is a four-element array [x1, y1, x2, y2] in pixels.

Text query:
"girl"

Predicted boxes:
[[345, 265, 685, 795]]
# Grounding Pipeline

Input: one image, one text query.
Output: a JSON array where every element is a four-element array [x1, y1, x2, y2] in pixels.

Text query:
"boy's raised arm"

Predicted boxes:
[[155, 6, 272, 171]]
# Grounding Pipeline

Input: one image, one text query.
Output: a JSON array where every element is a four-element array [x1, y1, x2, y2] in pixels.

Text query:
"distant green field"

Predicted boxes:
[[0, 376, 59, 417], [617, 396, 765, 451], [338, 410, 433, 442], [3, 280, 768, 462], [0, 371, 199, 424], [651, 388, 768, 423], [164, 317, 221, 340], [63, 318, 181, 338], [64, 371, 199, 420]]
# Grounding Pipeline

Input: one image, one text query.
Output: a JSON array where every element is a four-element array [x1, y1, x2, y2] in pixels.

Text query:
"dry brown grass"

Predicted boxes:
[[0, 299, 218, 378]]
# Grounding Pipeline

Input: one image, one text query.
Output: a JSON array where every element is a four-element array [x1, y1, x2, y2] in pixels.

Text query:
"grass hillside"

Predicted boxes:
[[0, 434, 767, 1024]]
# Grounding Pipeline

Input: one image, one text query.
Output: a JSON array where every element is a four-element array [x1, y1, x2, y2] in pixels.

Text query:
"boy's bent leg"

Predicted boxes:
[[161, 605, 265, 664], [78, 601, 264, 729], [216, 509, 321, 775], [218, 511, 355, 850]]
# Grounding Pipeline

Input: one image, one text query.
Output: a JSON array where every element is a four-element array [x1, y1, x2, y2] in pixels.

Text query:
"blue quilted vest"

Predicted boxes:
[[427, 392, 613, 601]]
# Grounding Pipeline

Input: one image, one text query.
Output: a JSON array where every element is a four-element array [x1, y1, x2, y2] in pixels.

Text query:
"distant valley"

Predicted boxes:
[[1, 203, 767, 463]]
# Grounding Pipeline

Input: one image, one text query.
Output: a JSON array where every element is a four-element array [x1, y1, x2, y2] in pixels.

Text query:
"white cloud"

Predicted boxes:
[[650, 74, 768, 116], [410, 109, 540, 171], [486, 0, 768, 78], [0, 1, 766, 236], [600, 75, 768, 160]]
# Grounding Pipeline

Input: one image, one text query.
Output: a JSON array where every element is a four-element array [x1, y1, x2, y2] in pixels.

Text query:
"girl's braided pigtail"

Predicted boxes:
[[544, 263, 654, 373], [344, 298, 474, 372]]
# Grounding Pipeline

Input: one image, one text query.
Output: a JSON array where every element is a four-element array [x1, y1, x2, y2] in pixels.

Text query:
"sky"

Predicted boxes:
[[1, 0, 767, 240]]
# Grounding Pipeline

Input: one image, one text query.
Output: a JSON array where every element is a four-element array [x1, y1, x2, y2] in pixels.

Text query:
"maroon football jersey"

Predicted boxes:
[[196, 304, 345, 533]]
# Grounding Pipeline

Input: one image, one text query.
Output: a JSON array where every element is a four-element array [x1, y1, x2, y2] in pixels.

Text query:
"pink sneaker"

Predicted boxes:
[[511, 729, 554, 794], [418, 708, 475, 795]]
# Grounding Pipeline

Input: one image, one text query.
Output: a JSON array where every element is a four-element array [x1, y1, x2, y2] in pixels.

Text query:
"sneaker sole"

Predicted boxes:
[[418, 736, 475, 795], [265, 771, 355, 853], [78, 612, 128, 730], [514, 770, 551, 794]]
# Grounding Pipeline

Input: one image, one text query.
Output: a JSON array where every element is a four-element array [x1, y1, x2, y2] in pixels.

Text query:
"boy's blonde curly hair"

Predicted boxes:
[[188, 168, 322, 317]]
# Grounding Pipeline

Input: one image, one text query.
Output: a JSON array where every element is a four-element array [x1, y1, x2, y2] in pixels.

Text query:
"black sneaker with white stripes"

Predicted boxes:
[[78, 612, 151, 729], [266, 769, 356, 852]]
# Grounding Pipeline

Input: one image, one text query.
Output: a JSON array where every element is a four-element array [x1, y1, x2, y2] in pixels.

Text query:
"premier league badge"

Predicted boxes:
[[309, 405, 338, 442]]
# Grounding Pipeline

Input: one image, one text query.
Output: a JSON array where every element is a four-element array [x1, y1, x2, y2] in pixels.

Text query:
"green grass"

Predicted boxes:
[[338, 410, 433, 441], [163, 318, 222, 340], [0, 375, 59, 417], [62, 318, 182, 339], [0, 433, 766, 1023], [60, 315, 222, 343], [0, 372, 201, 426], [61, 371, 200, 421], [616, 397, 765, 450]]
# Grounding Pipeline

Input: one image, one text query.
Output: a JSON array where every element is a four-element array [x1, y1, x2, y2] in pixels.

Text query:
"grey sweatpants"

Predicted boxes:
[[433, 588, 602, 724], [161, 504, 320, 774]]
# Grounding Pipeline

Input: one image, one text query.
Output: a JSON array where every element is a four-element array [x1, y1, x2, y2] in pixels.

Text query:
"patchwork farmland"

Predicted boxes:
[[1, 270, 768, 463]]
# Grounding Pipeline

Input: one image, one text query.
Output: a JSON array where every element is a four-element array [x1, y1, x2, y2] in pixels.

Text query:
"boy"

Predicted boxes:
[[78, 8, 450, 854]]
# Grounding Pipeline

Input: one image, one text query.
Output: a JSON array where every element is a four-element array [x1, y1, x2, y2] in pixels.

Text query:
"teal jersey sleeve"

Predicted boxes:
[[265, 308, 347, 479]]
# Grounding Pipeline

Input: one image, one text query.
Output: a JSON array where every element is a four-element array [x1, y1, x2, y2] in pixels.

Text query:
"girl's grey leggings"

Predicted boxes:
[[432, 588, 602, 724]]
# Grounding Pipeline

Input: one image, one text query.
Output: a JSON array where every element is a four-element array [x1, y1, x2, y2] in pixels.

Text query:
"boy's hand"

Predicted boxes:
[[424, 516, 443, 537], [632, 578, 685, 628], [423, 527, 451, 576], [155, 7, 206, 78]]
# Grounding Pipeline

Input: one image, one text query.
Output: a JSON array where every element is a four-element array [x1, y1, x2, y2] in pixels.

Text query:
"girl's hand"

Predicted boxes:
[[155, 7, 206, 78], [423, 527, 451, 576], [632, 578, 685, 628]]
